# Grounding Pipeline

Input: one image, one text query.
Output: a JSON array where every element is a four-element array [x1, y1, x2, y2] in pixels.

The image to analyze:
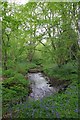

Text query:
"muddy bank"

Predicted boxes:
[[47, 77, 71, 92]]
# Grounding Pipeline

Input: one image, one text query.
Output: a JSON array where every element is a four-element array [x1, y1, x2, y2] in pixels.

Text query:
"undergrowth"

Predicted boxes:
[[8, 78, 78, 118], [2, 61, 78, 119]]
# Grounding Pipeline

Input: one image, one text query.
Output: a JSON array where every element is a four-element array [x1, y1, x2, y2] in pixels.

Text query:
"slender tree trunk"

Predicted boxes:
[[4, 50, 7, 70]]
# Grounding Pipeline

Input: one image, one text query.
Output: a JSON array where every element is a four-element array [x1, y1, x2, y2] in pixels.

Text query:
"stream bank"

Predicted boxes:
[[28, 68, 71, 100]]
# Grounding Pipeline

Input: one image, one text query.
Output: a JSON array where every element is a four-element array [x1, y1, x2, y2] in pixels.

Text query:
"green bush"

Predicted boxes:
[[10, 85, 28, 96], [3, 73, 29, 88], [3, 69, 17, 78], [26, 62, 37, 70], [13, 73, 29, 85], [15, 62, 37, 74], [2, 72, 30, 111], [62, 61, 78, 74], [15, 62, 28, 75], [2, 87, 17, 103], [43, 61, 78, 79]]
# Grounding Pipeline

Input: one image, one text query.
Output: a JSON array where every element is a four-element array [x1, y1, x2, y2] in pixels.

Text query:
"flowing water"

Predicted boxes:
[[28, 72, 58, 100]]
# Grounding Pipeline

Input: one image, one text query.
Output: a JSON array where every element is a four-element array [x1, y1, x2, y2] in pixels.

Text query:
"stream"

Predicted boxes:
[[28, 72, 58, 100]]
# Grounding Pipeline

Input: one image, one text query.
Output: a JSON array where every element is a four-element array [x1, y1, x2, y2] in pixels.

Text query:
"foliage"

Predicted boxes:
[[2, 1, 79, 119], [9, 78, 78, 118], [3, 69, 17, 77], [43, 60, 78, 80], [2, 70, 30, 115], [2, 1, 79, 69]]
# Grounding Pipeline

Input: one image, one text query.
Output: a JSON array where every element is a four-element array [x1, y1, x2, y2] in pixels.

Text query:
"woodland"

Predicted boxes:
[[1, 1, 80, 119]]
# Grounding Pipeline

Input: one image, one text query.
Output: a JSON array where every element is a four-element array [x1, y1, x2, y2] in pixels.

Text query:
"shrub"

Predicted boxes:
[[43, 61, 78, 79], [15, 63, 28, 75], [14, 73, 29, 85], [26, 62, 37, 70], [3, 69, 17, 78], [3, 73, 29, 87], [2, 72, 30, 111]]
